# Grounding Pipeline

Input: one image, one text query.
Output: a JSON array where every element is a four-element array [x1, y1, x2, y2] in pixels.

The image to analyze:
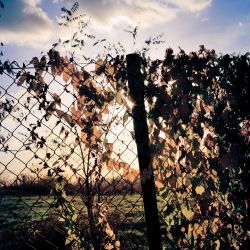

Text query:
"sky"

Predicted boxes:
[[0, 0, 250, 179], [0, 0, 250, 63]]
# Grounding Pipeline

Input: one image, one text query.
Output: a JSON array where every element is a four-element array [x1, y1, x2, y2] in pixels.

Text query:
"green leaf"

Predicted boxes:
[[123, 111, 129, 125], [115, 91, 123, 105], [52, 160, 59, 166]]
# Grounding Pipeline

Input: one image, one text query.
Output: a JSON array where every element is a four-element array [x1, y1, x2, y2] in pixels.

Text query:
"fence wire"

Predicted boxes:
[[0, 57, 146, 250], [0, 50, 249, 250]]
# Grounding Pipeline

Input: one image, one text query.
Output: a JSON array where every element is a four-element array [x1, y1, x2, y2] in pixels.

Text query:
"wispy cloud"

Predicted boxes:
[[167, 0, 212, 12], [2, 0, 248, 55], [0, 0, 213, 48], [0, 0, 54, 47], [62, 0, 212, 28]]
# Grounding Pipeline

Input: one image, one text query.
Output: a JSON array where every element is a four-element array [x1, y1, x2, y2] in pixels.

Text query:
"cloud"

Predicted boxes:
[[59, 0, 213, 28], [167, 0, 212, 12], [0, 0, 54, 48], [0, 0, 213, 49]]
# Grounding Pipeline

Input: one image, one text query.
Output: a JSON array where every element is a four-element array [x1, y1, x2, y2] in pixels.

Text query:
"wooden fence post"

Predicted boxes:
[[126, 53, 162, 250]]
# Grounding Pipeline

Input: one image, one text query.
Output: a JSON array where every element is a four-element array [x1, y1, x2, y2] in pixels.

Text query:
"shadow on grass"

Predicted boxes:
[[0, 212, 150, 250]]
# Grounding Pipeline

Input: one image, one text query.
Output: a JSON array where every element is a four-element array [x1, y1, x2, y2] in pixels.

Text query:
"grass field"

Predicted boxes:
[[0, 194, 149, 249]]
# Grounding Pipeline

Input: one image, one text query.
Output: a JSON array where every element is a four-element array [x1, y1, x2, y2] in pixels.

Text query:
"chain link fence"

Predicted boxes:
[[0, 49, 249, 249], [0, 55, 147, 250]]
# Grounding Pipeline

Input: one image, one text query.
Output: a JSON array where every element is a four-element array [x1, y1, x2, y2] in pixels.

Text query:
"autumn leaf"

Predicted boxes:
[[45, 101, 57, 118], [81, 131, 87, 142], [201, 100, 213, 114], [105, 223, 114, 238], [17, 73, 28, 86], [240, 120, 250, 142], [126, 172, 136, 183], [104, 243, 113, 250], [131, 169, 139, 178], [167, 138, 177, 148], [95, 58, 105, 75], [93, 127, 102, 138], [71, 71, 81, 90], [101, 105, 109, 114], [55, 109, 75, 126], [52, 93, 61, 107], [90, 135, 97, 144], [113, 161, 120, 172], [155, 180, 164, 189], [166, 170, 172, 178], [214, 239, 220, 250], [181, 206, 194, 221], [123, 164, 130, 176], [195, 185, 205, 195], [107, 66, 114, 75], [107, 159, 114, 170], [104, 142, 113, 154], [115, 91, 123, 105], [31, 57, 40, 73], [123, 111, 129, 125], [211, 218, 220, 234], [63, 68, 71, 82], [204, 134, 217, 150], [114, 240, 120, 249], [71, 106, 81, 120]]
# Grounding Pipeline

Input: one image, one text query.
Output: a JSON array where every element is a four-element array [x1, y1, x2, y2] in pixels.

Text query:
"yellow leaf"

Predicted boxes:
[[105, 223, 114, 238], [126, 172, 136, 183], [193, 223, 199, 231], [114, 240, 120, 249], [203, 220, 209, 232], [214, 239, 220, 250], [195, 185, 205, 195], [211, 218, 220, 234], [181, 206, 194, 221], [168, 139, 177, 148], [93, 127, 102, 138], [196, 226, 203, 236], [107, 64, 114, 75], [72, 214, 77, 221], [90, 135, 97, 144], [131, 169, 139, 178], [104, 243, 113, 250], [179, 157, 186, 167]]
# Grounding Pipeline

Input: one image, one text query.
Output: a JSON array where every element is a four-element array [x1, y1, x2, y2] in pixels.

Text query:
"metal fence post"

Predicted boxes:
[[126, 53, 162, 250]]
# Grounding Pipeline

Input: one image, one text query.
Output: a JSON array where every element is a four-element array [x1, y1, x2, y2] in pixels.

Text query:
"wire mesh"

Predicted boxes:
[[0, 56, 146, 250], [0, 49, 249, 249]]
